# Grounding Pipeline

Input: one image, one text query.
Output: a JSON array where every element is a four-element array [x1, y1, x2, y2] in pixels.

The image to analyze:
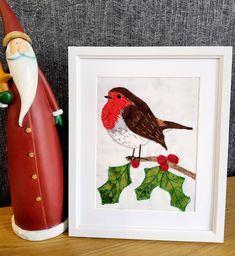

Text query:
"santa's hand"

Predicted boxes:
[[0, 91, 13, 106]]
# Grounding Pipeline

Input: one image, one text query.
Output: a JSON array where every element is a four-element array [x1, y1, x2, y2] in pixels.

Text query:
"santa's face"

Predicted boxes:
[[6, 38, 38, 127]]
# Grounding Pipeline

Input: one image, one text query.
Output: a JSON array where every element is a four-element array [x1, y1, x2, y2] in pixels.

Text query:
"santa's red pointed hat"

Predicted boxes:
[[0, 0, 32, 47]]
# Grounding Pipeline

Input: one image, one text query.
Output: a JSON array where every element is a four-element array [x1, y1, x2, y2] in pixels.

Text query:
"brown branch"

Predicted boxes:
[[127, 156, 196, 180], [167, 162, 196, 180]]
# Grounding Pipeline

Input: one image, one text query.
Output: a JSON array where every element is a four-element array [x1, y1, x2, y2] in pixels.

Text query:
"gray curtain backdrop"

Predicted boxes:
[[0, 0, 234, 206]]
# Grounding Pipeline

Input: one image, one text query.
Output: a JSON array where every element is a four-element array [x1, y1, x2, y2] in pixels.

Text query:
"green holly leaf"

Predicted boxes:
[[135, 166, 190, 211], [135, 166, 164, 200], [160, 171, 191, 211], [98, 163, 132, 204]]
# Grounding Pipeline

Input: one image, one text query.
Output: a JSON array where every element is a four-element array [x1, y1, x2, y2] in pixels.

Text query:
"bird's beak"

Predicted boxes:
[[104, 95, 112, 99]]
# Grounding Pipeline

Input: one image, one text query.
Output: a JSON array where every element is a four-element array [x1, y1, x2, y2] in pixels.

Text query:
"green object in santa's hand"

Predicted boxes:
[[55, 115, 63, 127], [0, 91, 13, 104]]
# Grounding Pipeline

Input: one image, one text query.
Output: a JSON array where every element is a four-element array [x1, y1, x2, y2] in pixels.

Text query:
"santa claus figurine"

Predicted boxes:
[[0, 0, 67, 240]]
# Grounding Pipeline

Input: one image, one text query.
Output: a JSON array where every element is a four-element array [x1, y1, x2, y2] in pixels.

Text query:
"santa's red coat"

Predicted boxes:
[[7, 68, 65, 231]]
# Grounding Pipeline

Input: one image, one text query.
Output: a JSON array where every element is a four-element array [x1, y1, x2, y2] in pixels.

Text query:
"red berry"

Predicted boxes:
[[131, 159, 140, 168], [167, 154, 179, 164], [156, 155, 167, 165], [160, 163, 169, 171]]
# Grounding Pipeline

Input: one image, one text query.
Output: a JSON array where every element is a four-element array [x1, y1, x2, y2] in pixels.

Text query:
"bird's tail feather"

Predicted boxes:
[[161, 120, 193, 130]]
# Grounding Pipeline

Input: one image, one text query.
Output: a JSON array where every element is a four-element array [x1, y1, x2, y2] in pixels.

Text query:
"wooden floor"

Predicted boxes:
[[0, 177, 234, 256]]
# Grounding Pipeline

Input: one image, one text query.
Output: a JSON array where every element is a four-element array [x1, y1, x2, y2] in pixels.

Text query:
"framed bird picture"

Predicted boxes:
[[68, 47, 232, 242]]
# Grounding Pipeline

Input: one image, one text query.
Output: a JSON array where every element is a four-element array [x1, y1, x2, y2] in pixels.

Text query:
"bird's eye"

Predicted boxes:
[[117, 94, 121, 99]]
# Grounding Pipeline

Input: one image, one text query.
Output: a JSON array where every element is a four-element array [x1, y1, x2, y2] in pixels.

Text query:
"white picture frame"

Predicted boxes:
[[68, 47, 232, 243]]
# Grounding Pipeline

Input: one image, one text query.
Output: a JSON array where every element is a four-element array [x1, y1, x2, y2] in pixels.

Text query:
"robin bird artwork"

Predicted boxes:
[[101, 87, 193, 161]]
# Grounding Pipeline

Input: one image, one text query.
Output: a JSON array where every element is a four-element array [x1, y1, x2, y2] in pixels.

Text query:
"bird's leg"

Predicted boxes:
[[132, 148, 135, 158], [137, 144, 148, 161], [126, 146, 148, 161], [138, 144, 141, 159], [126, 148, 135, 161]]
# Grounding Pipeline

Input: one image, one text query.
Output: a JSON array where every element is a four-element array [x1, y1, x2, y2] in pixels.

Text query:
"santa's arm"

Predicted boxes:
[[38, 68, 63, 126]]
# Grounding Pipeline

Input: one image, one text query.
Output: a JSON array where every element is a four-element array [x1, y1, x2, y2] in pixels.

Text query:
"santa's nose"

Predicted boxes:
[[17, 43, 27, 54]]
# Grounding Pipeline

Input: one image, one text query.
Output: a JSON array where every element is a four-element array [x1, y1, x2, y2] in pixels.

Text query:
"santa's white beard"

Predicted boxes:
[[6, 50, 38, 127]]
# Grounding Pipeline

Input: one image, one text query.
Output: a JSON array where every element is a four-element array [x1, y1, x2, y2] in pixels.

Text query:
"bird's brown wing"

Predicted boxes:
[[122, 104, 167, 150]]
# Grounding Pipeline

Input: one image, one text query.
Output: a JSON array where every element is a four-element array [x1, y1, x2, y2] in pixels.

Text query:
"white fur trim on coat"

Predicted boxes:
[[11, 216, 68, 241], [53, 109, 63, 117], [0, 102, 8, 108]]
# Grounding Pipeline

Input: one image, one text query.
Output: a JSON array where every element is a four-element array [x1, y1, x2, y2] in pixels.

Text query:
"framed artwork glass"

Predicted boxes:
[[68, 47, 232, 242]]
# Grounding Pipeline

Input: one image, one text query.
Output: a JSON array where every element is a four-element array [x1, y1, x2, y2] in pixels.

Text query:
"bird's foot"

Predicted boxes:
[[126, 156, 148, 161], [126, 155, 135, 161]]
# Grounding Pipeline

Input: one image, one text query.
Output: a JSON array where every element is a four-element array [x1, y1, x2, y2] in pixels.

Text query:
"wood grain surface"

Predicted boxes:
[[0, 176, 234, 256], [0, 0, 234, 207]]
